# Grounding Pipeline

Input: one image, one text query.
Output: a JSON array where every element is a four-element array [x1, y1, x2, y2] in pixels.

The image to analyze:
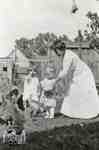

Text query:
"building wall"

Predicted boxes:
[[0, 58, 13, 94], [0, 58, 12, 81], [15, 49, 30, 68]]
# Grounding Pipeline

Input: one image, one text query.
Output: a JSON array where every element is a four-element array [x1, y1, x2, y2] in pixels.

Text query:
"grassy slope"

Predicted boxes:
[[0, 121, 99, 150]]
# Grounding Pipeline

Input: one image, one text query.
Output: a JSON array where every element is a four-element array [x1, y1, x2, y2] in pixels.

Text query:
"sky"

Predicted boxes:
[[0, 0, 99, 57]]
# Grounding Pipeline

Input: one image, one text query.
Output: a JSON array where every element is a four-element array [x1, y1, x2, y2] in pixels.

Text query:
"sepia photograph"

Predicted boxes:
[[0, 0, 99, 149]]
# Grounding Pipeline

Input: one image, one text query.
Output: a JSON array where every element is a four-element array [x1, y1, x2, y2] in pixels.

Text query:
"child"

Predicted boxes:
[[40, 67, 56, 119]]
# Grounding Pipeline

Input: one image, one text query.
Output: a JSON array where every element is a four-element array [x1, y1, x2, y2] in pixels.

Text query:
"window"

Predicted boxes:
[[3, 66, 7, 72]]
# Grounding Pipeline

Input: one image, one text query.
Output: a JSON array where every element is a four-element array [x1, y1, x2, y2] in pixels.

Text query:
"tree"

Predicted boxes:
[[86, 11, 99, 36], [15, 38, 30, 50], [84, 11, 99, 49], [58, 34, 71, 42], [29, 33, 58, 56], [15, 33, 71, 56], [74, 30, 84, 42]]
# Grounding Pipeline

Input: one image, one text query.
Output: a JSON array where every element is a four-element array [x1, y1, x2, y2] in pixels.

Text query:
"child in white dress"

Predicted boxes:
[[23, 68, 40, 117], [40, 67, 56, 119]]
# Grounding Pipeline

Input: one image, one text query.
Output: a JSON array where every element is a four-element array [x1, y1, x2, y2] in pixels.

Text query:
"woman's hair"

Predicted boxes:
[[50, 39, 66, 55]]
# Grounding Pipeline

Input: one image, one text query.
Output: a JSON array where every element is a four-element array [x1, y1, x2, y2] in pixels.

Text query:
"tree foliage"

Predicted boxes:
[[84, 11, 99, 49], [15, 33, 70, 56], [86, 11, 99, 36], [74, 30, 84, 42]]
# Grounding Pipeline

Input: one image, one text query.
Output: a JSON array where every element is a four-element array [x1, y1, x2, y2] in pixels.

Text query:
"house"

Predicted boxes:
[[0, 57, 13, 82]]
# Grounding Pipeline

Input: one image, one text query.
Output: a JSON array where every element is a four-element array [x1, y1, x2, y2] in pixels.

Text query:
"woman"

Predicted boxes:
[[50, 39, 99, 119]]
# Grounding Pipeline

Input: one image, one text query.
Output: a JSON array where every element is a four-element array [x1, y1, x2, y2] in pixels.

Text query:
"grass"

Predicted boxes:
[[0, 121, 99, 149]]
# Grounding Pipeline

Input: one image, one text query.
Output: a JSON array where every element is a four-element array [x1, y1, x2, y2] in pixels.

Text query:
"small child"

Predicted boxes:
[[40, 67, 56, 119]]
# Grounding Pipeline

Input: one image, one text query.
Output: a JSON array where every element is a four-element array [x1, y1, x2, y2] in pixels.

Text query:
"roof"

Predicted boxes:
[[15, 67, 29, 74], [20, 49, 34, 59], [0, 57, 13, 64], [66, 41, 90, 49], [19, 41, 90, 60], [18, 49, 54, 62]]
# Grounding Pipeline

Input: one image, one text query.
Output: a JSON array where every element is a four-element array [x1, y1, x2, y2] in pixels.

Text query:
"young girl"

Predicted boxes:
[[23, 68, 40, 117], [40, 67, 56, 119]]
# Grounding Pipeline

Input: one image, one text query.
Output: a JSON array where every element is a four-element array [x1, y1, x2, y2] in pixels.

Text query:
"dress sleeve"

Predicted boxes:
[[58, 50, 74, 79]]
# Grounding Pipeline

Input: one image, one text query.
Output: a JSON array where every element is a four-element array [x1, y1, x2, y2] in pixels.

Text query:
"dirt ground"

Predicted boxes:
[[0, 113, 99, 136], [0, 115, 99, 149]]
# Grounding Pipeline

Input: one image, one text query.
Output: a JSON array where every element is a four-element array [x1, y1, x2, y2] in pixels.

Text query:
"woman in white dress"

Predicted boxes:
[[50, 39, 99, 119]]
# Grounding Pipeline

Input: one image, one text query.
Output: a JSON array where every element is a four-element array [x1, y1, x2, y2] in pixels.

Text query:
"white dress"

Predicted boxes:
[[23, 75, 40, 106], [40, 78, 56, 108], [59, 50, 99, 119]]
